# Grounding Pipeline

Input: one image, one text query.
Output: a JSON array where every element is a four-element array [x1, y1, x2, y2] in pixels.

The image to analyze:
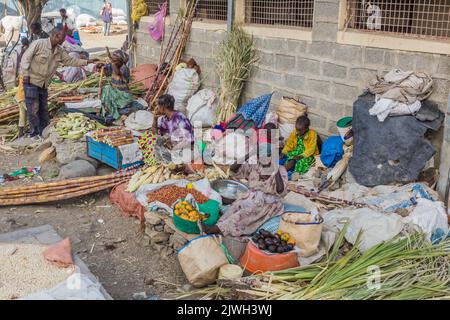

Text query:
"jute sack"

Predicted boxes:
[[177, 235, 229, 288], [279, 212, 323, 257], [276, 97, 308, 124]]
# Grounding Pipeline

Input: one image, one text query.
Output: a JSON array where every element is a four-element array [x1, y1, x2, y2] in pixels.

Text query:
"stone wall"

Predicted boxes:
[[135, 0, 450, 195]]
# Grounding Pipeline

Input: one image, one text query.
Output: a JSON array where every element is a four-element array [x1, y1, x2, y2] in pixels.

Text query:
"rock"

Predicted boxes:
[[154, 224, 164, 232], [138, 235, 151, 247], [42, 125, 54, 139], [132, 292, 147, 300], [169, 233, 187, 251], [164, 224, 175, 234], [58, 160, 97, 179], [144, 212, 162, 225], [96, 166, 116, 176], [49, 131, 63, 145], [55, 140, 87, 165], [76, 154, 100, 169], [35, 140, 52, 152], [153, 243, 164, 253], [8, 136, 37, 148], [145, 229, 170, 244], [160, 247, 174, 259]]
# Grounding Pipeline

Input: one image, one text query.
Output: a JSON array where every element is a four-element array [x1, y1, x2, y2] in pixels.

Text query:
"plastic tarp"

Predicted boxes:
[[403, 198, 448, 239], [20, 267, 109, 300]]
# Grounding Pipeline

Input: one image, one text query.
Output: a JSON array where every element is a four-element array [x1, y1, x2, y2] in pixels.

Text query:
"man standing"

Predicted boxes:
[[30, 22, 49, 42], [56, 8, 75, 32], [20, 27, 97, 138]]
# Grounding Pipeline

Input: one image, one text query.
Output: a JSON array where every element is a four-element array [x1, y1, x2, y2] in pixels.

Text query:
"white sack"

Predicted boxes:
[[403, 198, 449, 239], [167, 68, 200, 114], [124, 110, 154, 131], [187, 89, 218, 127], [279, 123, 294, 142], [323, 207, 404, 252]]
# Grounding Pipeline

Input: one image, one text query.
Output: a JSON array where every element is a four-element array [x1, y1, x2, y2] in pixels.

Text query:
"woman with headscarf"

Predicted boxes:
[[98, 48, 133, 120], [202, 143, 288, 238]]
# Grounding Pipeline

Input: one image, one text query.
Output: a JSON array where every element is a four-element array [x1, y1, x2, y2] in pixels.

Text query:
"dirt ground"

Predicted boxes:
[[0, 148, 188, 300]]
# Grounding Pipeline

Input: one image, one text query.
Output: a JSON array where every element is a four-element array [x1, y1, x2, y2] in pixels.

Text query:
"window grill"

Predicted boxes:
[[145, 0, 169, 15], [345, 0, 450, 39], [194, 0, 228, 21], [244, 0, 314, 28]]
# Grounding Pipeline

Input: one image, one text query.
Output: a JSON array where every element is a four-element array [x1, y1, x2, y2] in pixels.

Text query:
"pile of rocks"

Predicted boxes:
[[142, 211, 190, 259]]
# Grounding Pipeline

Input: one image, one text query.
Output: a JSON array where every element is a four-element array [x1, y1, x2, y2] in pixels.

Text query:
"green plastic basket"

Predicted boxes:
[[173, 199, 220, 234]]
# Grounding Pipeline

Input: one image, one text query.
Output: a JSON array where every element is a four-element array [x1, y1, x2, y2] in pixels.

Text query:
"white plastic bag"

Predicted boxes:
[[323, 208, 404, 252], [404, 198, 448, 239], [187, 89, 218, 127], [167, 67, 200, 114]]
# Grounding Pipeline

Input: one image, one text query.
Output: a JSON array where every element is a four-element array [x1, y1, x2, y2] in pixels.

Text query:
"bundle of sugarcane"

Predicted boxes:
[[145, 0, 199, 107], [175, 226, 450, 300], [0, 170, 137, 206], [91, 128, 134, 146], [288, 184, 365, 207], [215, 25, 259, 123]]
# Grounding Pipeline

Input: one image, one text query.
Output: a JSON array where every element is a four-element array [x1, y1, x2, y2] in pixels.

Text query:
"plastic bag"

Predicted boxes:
[[167, 67, 200, 113], [177, 235, 228, 287], [279, 212, 323, 257], [404, 198, 448, 239], [187, 89, 218, 127]]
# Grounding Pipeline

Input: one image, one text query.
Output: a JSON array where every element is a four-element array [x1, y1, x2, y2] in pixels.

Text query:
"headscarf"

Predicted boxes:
[[113, 50, 128, 64]]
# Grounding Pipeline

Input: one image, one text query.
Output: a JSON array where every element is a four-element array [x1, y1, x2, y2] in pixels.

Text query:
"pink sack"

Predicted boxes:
[[147, 2, 167, 41]]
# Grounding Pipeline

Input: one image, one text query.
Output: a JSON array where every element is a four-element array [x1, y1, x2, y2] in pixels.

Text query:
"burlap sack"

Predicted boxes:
[[276, 97, 308, 124], [177, 235, 229, 288], [279, 212, 323, 257]]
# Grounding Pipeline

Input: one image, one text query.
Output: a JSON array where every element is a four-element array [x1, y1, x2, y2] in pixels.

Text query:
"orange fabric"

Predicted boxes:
[[240, 241, 299, 273], [43, 238, 74, 268], [110, 182, 145, 230]]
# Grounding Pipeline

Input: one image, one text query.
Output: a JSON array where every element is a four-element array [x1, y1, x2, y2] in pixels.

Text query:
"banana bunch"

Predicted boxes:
[[131, 0, 148, 23], [55, 113, 104, 140], [127, 164, 182, 192]]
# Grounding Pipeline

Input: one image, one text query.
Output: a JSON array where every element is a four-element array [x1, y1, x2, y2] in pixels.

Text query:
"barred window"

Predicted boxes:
[[145, 0, 169, 15], [244, 0, 314, 28], [194, 0, 228, 21], [345, 0, 450, 39]]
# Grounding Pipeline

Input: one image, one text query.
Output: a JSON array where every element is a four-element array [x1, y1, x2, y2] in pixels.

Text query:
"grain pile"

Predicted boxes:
[[0, 243, 74, 300]]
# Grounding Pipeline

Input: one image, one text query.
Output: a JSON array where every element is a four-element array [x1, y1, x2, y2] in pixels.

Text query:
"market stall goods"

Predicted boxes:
[[251, 229, 295, 254], [0, 169, 137, 206], [55, 113, 104, 140], [91, 127, 134, 147], [127, 164, 181, 192], [0, 243, 75, 300], [146, 185, 209, 207], [174, 200, 206, 222]]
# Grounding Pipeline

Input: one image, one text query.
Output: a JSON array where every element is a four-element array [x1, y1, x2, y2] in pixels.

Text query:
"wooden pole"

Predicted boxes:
[[98, 66, 104, 99]]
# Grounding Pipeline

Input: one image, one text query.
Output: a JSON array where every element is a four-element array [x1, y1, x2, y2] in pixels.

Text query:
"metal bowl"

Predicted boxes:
[[211, 179, 249, 205]]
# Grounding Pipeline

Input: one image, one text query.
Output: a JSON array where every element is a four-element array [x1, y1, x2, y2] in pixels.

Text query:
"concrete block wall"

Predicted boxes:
[[135, 0, 449, 195], [136, 1, 448, 137]]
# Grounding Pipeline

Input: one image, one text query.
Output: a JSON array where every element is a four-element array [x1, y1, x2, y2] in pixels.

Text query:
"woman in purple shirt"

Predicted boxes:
[[100, 1, 113, 36], [151, 94, 196, 169]]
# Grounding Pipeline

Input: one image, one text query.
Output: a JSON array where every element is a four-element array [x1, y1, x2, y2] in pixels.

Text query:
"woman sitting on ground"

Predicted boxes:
[[202, 144, 288, 238], [152, 94, 196, 170], [281, 115, 319, 178]]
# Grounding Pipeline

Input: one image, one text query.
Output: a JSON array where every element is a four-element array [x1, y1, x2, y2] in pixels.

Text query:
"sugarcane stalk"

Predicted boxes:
[[0, 177, 129, 200], [0, 180, 127, 206], [0, 171, 135, 195]]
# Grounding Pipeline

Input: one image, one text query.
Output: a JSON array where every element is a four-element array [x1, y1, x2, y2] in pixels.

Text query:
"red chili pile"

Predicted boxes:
[[147, 185, 208, 206]]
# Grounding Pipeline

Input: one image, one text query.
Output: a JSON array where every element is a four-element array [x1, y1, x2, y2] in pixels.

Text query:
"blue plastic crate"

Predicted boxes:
[[86, 136, 143, 170]]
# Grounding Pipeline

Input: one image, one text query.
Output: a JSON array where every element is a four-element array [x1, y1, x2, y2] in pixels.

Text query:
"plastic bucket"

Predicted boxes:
[[240, 242, 299, 274], [336, 116, 353, 145]]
